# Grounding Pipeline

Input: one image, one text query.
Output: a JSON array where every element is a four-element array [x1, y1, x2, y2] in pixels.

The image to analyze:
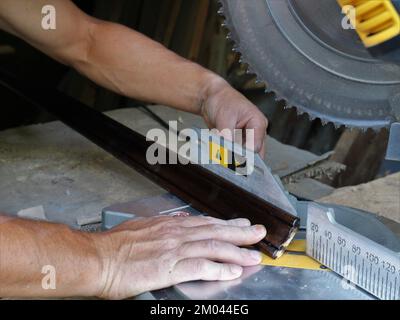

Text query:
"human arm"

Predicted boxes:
[[0, 0, 268, 154]]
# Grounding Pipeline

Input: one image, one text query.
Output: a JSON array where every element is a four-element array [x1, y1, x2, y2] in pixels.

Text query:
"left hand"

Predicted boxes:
[[200, 78, 268, 157]]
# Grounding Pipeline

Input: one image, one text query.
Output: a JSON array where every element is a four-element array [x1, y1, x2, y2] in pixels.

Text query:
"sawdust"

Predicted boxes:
[[319, 173, 400, 223]]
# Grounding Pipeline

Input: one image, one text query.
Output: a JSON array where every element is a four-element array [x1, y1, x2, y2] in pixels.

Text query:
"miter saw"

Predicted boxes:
[[1, 0, 399, 300], [219, 0, 400, 160]]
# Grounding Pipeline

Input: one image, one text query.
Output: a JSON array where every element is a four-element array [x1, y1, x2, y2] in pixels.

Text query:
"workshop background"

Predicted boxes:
[[0, 0, 398, 189]]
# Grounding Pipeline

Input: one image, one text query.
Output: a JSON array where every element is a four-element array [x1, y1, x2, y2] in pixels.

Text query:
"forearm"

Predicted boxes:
[[0, 215, 101, 298], [0, 0, 224, 113], [73, 19, 226, 114], [0, 0, 267, 153]]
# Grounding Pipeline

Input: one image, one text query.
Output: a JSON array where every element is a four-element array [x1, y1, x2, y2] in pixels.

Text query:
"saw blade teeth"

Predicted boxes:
[[295, 107, 306, 116], [264, 87, 274, 94], [321, 119, 329, 126], [333, 122, 344, 130], [246, 67, 255, 75], [288, 105, 295, 111], [359, 126, 368, 133], [307, 111, 317, 121], [219, 0, 385, 131], [275, 95, 286, 104], [218, 0, 388, 132]]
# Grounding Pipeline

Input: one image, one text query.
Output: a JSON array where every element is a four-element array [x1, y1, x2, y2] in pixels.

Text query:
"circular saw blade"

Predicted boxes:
[[219, 0, 400, 130]]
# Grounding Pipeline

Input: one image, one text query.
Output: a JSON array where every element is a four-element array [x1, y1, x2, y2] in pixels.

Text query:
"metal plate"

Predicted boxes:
[[174, 265, 373, 300]]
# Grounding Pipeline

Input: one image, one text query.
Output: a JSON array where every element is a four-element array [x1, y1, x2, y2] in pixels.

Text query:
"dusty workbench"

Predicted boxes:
[[0, 105, 343, 227]]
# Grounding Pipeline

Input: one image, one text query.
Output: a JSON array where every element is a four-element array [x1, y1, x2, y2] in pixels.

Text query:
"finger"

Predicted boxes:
[[214, 109, 237, 142], [177, 240, 262, 266], [114, 216, 252, 242], [183, 224, 267, 246], [173, 258, 243, 282], [258, 137, 266, 159], [245, 116, 268, 156], [120, 215, 251, 230], [176, 216, 251, 228]]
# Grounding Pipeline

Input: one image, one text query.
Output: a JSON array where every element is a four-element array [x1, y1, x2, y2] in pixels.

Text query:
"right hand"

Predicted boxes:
[[92, 215, 267, 299]]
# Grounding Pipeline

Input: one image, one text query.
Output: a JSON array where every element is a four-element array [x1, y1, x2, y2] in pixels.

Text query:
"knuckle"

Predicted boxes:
[[230, 218, 250, 227], [243, 226, 255, 237], [259, 120, 268, 132], [219, 264, 233, 279], [162, 238, 180, 251], [240, 218, 251, 225], [218, 265, 229, 278], [209, 224, 223, 234], [205, 239, 220, 252], [175, 244, 187, 258], [264, 117, 269, 128], [193, 259, 208, 275]]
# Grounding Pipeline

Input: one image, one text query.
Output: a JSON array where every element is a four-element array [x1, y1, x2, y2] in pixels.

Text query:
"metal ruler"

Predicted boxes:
[[306, 204, 400, 300]]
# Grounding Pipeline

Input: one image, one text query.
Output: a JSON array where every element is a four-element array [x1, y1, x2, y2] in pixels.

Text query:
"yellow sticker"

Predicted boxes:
[[286, 239, 307, 253], [261, 240, 329, 271], [209, 141, 228, 168]]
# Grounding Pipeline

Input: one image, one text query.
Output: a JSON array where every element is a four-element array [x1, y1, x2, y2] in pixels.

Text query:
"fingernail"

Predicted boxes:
[[230, 265, 242, 275], [252, 225, 266, 235]]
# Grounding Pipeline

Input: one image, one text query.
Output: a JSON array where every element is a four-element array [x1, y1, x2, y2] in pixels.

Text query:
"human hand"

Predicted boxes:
[[200, 77, 268, 157], [92, 215, 266, 299]]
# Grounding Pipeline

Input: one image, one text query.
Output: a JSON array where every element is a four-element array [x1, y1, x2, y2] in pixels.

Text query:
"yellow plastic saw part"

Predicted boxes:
[[209, 141, 229, 168], [209, 141, 241, 168], [338, 0, 400, 47]]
